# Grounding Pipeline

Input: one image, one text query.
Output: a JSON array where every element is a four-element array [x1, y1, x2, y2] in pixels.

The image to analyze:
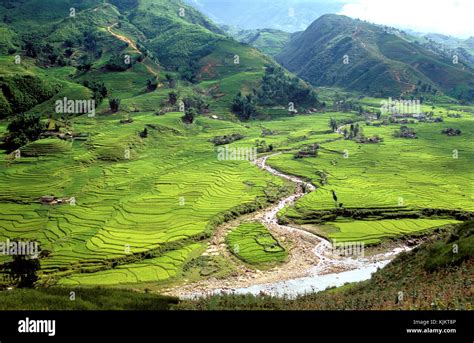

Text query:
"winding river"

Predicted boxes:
[[168, 152, 410, 299]]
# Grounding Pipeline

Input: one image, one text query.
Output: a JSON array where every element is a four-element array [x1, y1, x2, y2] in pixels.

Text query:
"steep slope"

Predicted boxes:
[[226, 28, 291, 57], [277, 14, 474, 101]]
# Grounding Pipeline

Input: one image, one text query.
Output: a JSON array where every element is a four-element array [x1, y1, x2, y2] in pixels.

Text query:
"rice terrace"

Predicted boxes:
[[0, 0, 472, 325]]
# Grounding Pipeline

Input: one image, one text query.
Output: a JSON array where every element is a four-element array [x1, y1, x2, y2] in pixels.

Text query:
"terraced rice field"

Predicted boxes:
[[226, 222, 287, 266], [0, 112, 287, 285], [271, 116, 473, 211], [59, 243, 204, 286], [1, 88, 472, 286], [324, 219, 461, 244]]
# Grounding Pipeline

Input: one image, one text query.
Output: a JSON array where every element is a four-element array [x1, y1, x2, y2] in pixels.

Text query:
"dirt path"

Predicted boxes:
[[107, 23, 141, 54]]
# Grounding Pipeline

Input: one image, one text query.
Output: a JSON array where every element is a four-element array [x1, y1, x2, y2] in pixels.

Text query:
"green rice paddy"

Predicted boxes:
[[1, 47, 472, 288], [227, 222, 287, 266], [324, 219, 461, 244]]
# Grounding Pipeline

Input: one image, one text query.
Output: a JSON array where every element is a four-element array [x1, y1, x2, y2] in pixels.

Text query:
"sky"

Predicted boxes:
[[338, 0, 474, 38]]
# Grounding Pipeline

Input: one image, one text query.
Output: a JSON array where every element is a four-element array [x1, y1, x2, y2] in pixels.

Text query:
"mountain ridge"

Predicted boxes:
[[277, 14, 474, 101]]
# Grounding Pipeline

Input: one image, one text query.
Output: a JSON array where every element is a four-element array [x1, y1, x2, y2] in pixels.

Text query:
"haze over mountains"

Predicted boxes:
[[184, 0, 474, 101], [276, 14, 474, 100], [185, 0, 344, 33]]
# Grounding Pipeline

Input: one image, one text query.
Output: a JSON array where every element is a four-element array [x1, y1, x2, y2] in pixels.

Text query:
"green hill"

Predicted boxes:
[[227, 28, 291, 57], [277, 14, 474, 102]]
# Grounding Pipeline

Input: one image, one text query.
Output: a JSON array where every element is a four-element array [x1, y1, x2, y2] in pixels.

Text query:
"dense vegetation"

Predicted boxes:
[[277, 14, 474, 101], [0, 0, 472, 311]]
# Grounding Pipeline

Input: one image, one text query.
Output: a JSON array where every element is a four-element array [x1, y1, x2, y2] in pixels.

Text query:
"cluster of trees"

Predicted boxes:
[[4, 113, 45, 151], [257, 65, 319, 107], [441, 128, 462, 136], [181, 95, 210, 124], [332, 94, 364, 113], [0, 75, 60, 118], [394, 126, 417, 139], [210, 133, 244, 146], [178, 60, 200, 83], [182, 108, 196, 124], [294, 144, 319, 159], [106, 55, 133, 71], [232, 92, 258, 121], [2, 254, 40, 288], [165, 74, 176, 89], [82, 80, 108, 105], [146, 78, 158, 91], [23, 37, 66, 67], [168, 91, 178, 106], [254, 139, 273, 153], [414, 81, 437, 95], [342, 123, 363, 140], [231, 65, 320, 121]]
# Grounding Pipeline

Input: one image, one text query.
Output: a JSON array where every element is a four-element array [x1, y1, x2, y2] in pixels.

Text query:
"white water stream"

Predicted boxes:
[[182, 153, 410, 299]]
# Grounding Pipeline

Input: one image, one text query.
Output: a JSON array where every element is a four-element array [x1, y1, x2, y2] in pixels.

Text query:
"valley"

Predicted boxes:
[[0, 0, 472, 312]]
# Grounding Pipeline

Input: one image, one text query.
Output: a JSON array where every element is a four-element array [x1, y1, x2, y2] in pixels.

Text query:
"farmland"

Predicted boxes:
[[1, 102, 473, 287], [0, 0, 472, 304], [227, 221, 287, 266]]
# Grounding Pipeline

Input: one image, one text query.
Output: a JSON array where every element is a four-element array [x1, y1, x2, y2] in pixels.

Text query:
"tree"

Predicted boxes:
[[165, 74, 176, 88], [147, 78, 158, 91], [182, 107, 196, 124], [329, 118, 338, 132], [140, 127, 148, 138], [331, 190, 338, 207], [109, 98, 121, 113], [83, 81, 108, 104], [232, 92, 257, 121], [5, 254, 40, 288], [5, 113, 44, 151], [168, 91, 178, 106], [183, 95, 209, 114]]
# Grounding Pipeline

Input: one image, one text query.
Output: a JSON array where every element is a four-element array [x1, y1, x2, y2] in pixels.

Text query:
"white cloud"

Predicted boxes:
[[339, 0, 474, 38]]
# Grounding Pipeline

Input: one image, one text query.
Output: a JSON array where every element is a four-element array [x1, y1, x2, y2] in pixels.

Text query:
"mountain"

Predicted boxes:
[[0, 0, 303, 118], [185, 0, 344, 33], [225, 27, 291, 56], [277, 14, 474, 101], [421, 33, 474, 69]]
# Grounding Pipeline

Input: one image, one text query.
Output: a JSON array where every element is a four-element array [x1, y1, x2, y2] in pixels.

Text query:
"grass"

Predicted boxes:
[[271, 112, 473, 239], [0, 287, 178, 310], [324, 219, 461, 244], [0, 112, 288, 286], [227, 222, 287, 266]]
